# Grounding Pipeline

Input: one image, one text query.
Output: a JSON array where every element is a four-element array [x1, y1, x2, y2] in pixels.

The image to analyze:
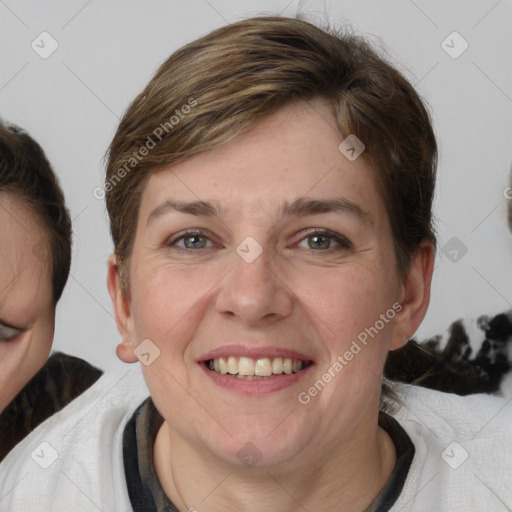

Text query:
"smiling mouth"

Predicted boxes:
[[205, 356, 313, 379]]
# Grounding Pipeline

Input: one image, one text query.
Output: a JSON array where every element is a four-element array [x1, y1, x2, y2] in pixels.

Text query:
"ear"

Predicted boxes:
[[389, 240, 435, 350], [107, 254, 138, 363]]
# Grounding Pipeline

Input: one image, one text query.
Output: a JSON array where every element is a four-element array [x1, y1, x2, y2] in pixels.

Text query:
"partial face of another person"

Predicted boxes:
[[0, 193, 55, 411], [110, 99, 429, 468]]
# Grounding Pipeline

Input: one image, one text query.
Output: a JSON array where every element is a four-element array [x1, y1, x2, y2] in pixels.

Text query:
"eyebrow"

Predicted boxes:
[[147, 197, 371, 225]]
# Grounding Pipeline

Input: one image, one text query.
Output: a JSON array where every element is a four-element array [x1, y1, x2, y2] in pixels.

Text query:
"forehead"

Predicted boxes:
[[139, 99, 384, 220], [0, 192, 47, 249], [0, 194, 52, 313]]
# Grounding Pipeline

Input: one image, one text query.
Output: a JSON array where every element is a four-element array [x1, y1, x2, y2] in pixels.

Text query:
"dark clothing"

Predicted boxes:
[[0, 351, 102, 461]]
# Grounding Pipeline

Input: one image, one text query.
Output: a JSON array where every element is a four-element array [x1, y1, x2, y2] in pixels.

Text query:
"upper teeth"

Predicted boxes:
[[207, 356, 308, 376]]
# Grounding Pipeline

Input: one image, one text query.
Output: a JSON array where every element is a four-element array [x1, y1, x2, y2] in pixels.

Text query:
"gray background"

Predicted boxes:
[[1, 0, 511, 372]]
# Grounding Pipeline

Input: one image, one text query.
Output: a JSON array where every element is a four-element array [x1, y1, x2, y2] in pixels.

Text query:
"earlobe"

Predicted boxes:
[[116, 342, 137, 363], [107, 254, 138, 363], [389, 241, 435, 350]]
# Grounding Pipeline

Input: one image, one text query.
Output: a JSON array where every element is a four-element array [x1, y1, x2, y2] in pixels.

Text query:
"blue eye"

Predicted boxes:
[[179, 234, 209, 249], [297, 229, 352, 251], [166, 231, 214, 251], [165, 229, 352, 254]]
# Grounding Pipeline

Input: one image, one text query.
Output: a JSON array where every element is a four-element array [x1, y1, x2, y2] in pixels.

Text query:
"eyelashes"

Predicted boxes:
[[166, 230, 216, 251], [164, 228, 353, 254], [296, 228, 353, 251], [0, 324, 23, 342]]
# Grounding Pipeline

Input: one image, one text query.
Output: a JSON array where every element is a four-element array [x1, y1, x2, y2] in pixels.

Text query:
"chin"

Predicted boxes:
[[201, 413, 316, 469]]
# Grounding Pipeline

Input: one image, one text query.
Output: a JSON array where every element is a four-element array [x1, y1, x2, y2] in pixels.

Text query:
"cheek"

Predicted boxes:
[[30, 323, 54, 356], [293, 263, 396, 342], [290, 263, 399, 404], [0, 322, 53, 409], [21, 326, 54, 382], [25, 308, 55, 364], [131, 262, 214, 352]]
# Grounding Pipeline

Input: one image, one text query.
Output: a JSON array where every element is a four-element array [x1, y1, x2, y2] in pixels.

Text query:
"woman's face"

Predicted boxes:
[[111, 99, 430, 467], [0, 194, 55, 411]]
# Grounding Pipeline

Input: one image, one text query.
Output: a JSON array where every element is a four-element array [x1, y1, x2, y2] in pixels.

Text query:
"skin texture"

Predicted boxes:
[[0, 193, 55, 412], [108, 98, 434, 511]]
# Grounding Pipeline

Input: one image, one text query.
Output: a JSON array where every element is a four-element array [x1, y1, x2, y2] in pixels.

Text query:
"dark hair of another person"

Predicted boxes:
[[0, 121, 72, 303]]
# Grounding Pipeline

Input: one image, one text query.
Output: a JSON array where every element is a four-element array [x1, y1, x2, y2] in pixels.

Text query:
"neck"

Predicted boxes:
[[153, 406, 396, 512]]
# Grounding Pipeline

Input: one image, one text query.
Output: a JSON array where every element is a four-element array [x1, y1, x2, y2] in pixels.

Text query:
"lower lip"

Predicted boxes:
[[199, 362, 314, 395]]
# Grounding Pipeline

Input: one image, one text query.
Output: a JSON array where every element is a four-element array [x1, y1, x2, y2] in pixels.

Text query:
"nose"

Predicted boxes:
[[214, 245, 294, 327]]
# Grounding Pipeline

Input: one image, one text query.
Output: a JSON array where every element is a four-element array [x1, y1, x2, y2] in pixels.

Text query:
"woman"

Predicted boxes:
[[0, 121, 102, 460], [1, 16, 510, 511]]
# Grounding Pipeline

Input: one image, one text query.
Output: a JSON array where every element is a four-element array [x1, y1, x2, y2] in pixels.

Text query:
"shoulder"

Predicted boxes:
[[0, 351, 103, 461], [389, 383, 512, 510], [43, 351, 103, 380], [392, 381, 512, 435], [0, 365, 149, 511]]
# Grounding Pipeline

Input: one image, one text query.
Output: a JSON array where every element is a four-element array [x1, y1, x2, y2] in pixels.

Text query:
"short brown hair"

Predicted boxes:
[[105, 15, 437, 288], [0, 121, 72, 303]]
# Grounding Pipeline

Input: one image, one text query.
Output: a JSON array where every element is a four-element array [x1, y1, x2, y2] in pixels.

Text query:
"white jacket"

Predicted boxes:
[[0, 366, 511, 511]]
